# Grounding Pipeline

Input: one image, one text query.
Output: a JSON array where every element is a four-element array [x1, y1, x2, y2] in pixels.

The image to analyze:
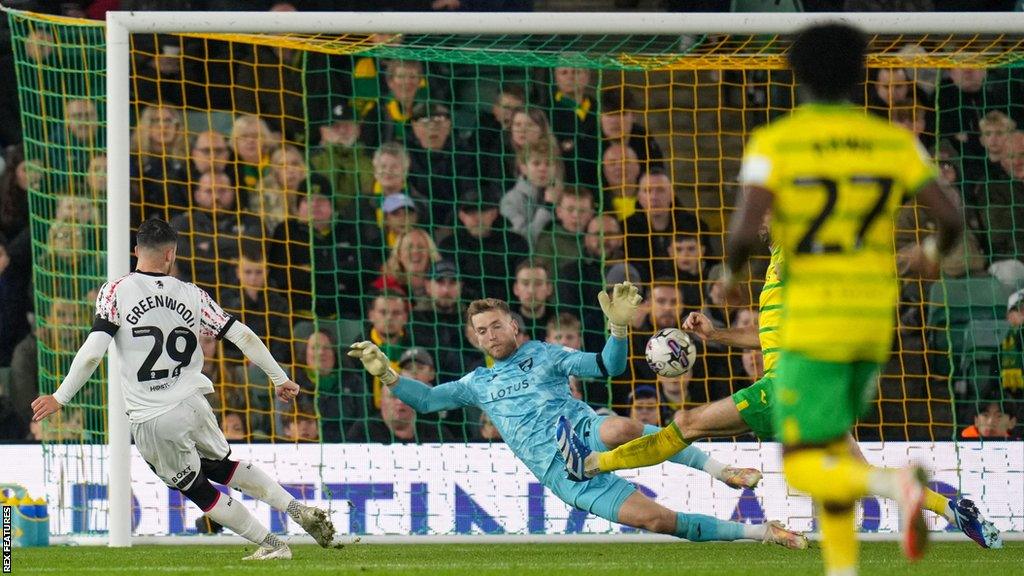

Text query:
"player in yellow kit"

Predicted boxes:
[[725, 22, 964, 575]]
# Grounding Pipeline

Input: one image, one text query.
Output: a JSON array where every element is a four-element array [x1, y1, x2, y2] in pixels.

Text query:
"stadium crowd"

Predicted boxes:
[[0, 0, 1022, 444]]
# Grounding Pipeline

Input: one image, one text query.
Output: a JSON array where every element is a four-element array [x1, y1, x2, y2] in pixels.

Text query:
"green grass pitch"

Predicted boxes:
[[8, 542, 1023, 575]]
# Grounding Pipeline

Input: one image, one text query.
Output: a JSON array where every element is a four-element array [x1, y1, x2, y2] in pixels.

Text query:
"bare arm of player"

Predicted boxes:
[[221, 321, 297, 402], [682, 311, 761, 349], [724, 185, 774, 288], [33, 331, 114, 421], [899, 179, 965, 278]]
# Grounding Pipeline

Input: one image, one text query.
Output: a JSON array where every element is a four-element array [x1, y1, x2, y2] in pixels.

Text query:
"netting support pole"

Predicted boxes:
[[105, 12, 132, 549]]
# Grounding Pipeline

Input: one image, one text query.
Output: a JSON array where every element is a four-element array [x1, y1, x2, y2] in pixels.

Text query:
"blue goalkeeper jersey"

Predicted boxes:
[[391, 337, 627, 479]]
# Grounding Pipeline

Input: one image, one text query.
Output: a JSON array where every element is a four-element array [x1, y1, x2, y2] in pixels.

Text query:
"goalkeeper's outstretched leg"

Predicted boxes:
[[548, 436, 807, 549], [568, 395, 1002, 548]]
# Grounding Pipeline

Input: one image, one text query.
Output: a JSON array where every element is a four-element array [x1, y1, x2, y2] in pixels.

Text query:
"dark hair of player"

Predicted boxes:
[[136, 217, 177, 250], [788, 23, 867, 103]]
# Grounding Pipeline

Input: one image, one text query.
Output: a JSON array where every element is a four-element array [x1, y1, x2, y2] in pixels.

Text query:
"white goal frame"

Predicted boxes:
[[104, 10, 1024, 547]]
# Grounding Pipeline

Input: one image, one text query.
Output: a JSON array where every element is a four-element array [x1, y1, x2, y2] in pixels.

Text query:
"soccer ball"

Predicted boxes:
[[645, 328, 696, 378]]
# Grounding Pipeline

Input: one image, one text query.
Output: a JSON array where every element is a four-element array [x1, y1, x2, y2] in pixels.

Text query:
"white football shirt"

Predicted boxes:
[[92, 271, 234, 423]]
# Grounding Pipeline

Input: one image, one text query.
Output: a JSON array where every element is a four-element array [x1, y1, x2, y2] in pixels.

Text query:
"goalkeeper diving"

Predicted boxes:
[[556, 218, 1001, 550], [349, 282, 806, 546]]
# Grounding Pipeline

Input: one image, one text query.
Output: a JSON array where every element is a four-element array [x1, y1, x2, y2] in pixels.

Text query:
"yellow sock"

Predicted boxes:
[[819, 502, 858, 575], [923, 488, 951, 520], [782, 445, 871, 502], [596, 421, 688, 473]]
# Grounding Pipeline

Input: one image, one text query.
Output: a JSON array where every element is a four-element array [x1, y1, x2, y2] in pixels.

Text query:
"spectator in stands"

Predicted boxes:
[[701, 263, 731, 328], [559, 213, 625, 354], [476, 84, 527, 184], [221, 243, 293, 364], [501, 107, 554, 190], [256, 144, 309, 231], [361, 59, 426, 149], [670, 233, 710, 311], [55, 194, 102, 251], [283, 414, 321, 442], [129, 105, 189, 223], [601, 142, 642, 221], [294, 329, 347, 443], [59, 98, 103, 183], [171, 171, 264, 298], [998, 289, 1024, 394], [0, 145, 29, 256], [200, 333, 265, 437], [410, 260, 467, 380], [189, 130, 231, 181], [961, 401, 1018, 440], [935, 67, 1024, 183], [268, 186, 373, 319], [372, 142, 418, 242], [374, 190, 416, 246], [624, 170, 703, 282], [867, 68, 930, 113], [232, 37, 306, 143], [545, 312, 583, 350], [311, 99, 375, 219], [891, 106, 933, 149], [0, 147, 33, 366], [406, 102, 475, 232], [131, 35, 193, 109], [657, 372, 690, 413], [6, 313, 37, 437], [221, 412, 247, 441], [229, 115, 274, 199], [628, 385, 666, 426], [546, 312, 613, 404], [43, 221, 96, 300], [549, 66, 599, 188], [375, 227, 441, 298], [741, 348, 765, 384], [347, 384, 448, 443], [980, 131, 1024, 262], [896, 141, 985, 279], [600, 87, 664, 170], [534, 186, 594, 276], [511, 260, 557, 341], [359, 290, 415, 370], [979, 110, 1016, 181], [439, 184, 528, 302], [501, 137, 562, 246], [0, 238, 28, 375]]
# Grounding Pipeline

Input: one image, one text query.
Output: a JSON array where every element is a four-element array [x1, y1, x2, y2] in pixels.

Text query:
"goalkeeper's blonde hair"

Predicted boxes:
[[466, 298, 512, 326]]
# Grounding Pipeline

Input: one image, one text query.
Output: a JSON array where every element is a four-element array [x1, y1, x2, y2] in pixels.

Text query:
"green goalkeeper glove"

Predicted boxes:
[[347, 341, 398, 386], [599, 281, 643, 338]]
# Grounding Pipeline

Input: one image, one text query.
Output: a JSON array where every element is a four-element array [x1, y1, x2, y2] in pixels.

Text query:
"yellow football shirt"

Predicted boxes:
[[739, 103, 937, 363], [758, 244, 783, 377]]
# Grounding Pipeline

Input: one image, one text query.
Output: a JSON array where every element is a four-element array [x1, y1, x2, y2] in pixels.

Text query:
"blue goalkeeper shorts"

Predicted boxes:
[[541, 414, 636, 523]]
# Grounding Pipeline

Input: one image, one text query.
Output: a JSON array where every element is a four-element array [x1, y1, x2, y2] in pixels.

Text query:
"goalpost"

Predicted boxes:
[[6, 8, 1023, 546]]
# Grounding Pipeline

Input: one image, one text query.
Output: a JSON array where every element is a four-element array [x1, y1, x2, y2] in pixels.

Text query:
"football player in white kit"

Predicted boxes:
[[32, 218, 334, 560]]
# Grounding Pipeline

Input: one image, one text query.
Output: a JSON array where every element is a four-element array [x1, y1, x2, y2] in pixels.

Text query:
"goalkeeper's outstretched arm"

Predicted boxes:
[[559, 281, 641, 380], [348, 341, 475, 413]]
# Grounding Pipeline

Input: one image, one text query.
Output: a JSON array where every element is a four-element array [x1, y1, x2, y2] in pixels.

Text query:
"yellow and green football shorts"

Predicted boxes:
[[772, 350, 882, 446], [731, 377, 775, 441]]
